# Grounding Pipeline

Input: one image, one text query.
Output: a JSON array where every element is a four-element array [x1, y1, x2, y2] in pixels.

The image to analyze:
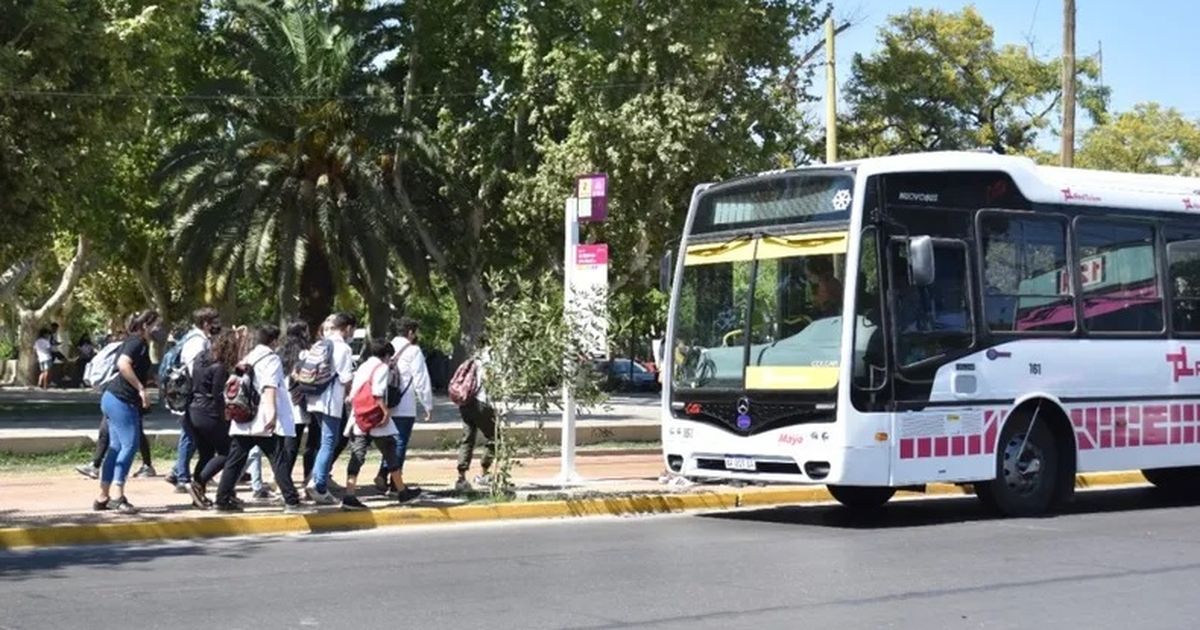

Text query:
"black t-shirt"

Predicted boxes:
[[104, 337, 151, 407]]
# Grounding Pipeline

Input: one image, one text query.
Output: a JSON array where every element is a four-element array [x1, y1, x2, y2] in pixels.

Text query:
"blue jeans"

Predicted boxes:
[[310, 413, 342, 493], [378, 416, 415, 476], [100, 392, 141, 486], [173, 409, 196, 482]]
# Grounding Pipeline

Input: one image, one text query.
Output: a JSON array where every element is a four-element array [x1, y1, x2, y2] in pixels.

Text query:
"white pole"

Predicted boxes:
[[559, 197, 581, 484]]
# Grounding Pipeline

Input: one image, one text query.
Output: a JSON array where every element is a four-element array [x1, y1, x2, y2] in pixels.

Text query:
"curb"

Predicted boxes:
[[0, 471, 1149, 550]]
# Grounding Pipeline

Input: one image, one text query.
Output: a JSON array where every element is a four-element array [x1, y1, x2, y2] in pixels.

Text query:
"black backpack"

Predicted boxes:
[[384, 345, 417, 408], [161, 331, 203, 413], [290, 339, 336, 400]]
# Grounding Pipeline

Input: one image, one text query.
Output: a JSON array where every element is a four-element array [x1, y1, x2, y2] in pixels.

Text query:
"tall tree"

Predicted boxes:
[[840, 7, 1107, 157], [378, 0, 826, 356], [1077, 102, 1200, 175], [160, 0, 395, 333]]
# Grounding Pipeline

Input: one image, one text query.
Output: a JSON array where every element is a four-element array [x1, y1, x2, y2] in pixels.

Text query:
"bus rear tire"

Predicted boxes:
[[828, 485, 895, 510], [1142, 467, 1200, 497], [975, 414, 1059, 517]]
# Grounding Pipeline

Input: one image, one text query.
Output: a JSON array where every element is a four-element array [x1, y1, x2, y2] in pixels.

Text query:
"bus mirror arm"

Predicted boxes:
[[909, 236, 936, 287], [659, 250, 673, 293]]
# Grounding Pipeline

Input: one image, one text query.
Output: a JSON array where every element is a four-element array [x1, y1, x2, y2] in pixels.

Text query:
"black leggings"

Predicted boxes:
[[92, 415, 151, 468], [187, 406, 231, 486]]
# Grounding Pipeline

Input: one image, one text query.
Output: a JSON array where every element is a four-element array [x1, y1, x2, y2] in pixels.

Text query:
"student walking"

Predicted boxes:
[[166, 308, 222, 492], [213, 325, 309, 514], [452, 334, 496, 492], [342, 339, 420, 510], [374, 317, 432, 494], [93, 310, 164, 513], [183, 329, 238, 509], [304, 313, 355, 505], [279, 321, 319, 484], [74, 415, 154, 480]]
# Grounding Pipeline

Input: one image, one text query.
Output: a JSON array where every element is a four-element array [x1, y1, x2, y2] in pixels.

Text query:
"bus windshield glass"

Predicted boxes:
[[672, 232, 856, 391]]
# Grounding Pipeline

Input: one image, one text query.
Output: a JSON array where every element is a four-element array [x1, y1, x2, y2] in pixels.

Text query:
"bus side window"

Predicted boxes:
[[1167, 234, 1200, 334]]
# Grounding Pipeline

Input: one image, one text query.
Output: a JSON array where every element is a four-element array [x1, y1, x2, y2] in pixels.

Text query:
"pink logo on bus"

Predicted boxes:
[[1166, 347, 1200, 382], [1061, 187, 1101, 203], [1185, 198, 1197, 211]]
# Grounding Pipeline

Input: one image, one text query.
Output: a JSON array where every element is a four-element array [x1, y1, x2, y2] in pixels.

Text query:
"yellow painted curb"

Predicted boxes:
[[0, 470, 1152, 550]]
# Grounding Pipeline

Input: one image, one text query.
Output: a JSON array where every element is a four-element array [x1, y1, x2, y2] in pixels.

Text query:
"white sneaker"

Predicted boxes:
[[305, 483, 336, 505]]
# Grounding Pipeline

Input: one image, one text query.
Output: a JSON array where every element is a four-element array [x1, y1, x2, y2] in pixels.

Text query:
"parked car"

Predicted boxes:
[[596, 358, 659, 392]]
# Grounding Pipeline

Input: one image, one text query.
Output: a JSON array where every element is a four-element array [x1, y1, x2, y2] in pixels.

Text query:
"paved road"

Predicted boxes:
[[4, 487, 1200, 629]]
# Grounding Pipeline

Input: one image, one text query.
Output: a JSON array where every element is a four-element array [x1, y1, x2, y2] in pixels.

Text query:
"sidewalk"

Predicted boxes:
[[0, 452, 676, 528]]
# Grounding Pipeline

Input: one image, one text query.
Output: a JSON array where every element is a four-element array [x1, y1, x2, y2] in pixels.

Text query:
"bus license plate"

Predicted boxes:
[[724, 457, 756, 471]]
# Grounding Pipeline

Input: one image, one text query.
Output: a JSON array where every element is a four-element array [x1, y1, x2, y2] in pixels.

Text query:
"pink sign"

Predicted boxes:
[[576, 244, 609, 266]]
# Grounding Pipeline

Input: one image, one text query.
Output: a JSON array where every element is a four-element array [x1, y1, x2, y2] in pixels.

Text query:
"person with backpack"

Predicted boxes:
[[340, 339, 421, 510], [301, 312, 356, 505], [93, 310, 165, 514], [451, 334, 497, 492], [373, 317, 432, 494], [213, 325, 309, 513], [163, 307, 222, 493], [75, 331, 154, 479], [279, 321, 319, 484], [182, 329, 239, 509]]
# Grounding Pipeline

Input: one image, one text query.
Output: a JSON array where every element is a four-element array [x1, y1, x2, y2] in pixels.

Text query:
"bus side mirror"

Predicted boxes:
[[909, 236, 935, 287], [659, 250, 674, 293]]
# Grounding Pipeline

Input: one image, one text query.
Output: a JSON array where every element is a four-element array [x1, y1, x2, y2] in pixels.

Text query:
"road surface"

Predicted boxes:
[[3, 486, 1200, 629]]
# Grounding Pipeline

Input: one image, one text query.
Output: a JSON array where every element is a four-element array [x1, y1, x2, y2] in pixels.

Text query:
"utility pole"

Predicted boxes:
[[1061, 0, 1076, 167], [825, 16, 837, 164]]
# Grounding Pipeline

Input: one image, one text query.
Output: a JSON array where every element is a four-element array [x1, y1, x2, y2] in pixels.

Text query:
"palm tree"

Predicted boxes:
[[159, 0, 395, 329]]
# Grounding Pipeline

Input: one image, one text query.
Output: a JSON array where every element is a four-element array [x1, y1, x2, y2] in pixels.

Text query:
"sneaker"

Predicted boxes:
[[396, 487, 422, 504], [164, 473, 179, 487], [214, 501, 243, 513], [107, 497, 138, 514], [473, 474, 492, 487], [454, 478, 473, 493], [76, 464, 99, 480], [284, 503, 315, 515], [240, 472, 252, 484], [92, 498, 109, 511], [132, 464, 157, 478], [326, 478, 344, 493], [187, 481, 211, 510], [373, 473, 389, 494], [174, 482, 190, 495], [252, 487, 275, 501], [341, 495, 369, 511], [306, 485, 337, 505]]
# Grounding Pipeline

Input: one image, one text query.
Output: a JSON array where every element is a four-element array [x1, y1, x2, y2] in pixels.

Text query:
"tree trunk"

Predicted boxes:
[[450, 273, 488, 364], [298, 239, 335, 333], [277, 206, 301, 329], [16, 235, 89, 385]]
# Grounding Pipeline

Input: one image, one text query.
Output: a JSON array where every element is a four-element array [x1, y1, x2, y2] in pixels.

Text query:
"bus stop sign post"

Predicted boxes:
[[558, 173, 608, 486]]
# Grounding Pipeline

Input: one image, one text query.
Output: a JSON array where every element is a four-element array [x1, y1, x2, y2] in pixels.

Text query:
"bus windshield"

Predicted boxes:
[[671, 233, 853, 391]]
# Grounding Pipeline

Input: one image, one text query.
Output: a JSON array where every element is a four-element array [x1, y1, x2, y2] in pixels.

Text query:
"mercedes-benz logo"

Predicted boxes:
[[736, 397, 750, 415]]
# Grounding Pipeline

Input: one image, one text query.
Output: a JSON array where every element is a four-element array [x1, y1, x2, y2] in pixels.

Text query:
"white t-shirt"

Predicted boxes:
[[305, 332, 354, 418], [179, 328, 210, 376], [388, 336, 432, 418], [228, 345, 296, 438], [34, 338, 52, 363], [475, 349, 490, 404], [343, 356, 399, 437]]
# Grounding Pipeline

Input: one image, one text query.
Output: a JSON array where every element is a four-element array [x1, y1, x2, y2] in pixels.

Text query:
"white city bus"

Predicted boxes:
[[660, 151, 1200, 515]]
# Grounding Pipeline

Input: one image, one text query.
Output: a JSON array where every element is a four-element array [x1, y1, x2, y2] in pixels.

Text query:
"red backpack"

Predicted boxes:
[[448, 359, 480, 406], [351, 363, 388, 432]]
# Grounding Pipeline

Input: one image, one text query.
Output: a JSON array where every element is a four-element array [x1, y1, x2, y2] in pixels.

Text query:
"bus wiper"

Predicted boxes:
[[686, 232, 754, 259]]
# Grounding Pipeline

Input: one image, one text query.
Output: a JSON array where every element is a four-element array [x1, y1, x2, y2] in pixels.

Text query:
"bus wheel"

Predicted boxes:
[[1142, 467, 1200, 497], [976, 414, 1059, 517], [828, 485, 895, 510]]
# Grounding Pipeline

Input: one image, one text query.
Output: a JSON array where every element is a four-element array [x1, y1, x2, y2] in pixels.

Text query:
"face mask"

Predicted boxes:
[[149, 326, 167, 344], [209, 324, 222, 336]]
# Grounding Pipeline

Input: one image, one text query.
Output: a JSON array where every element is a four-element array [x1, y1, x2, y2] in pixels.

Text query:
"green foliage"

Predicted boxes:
[[1078, 102, 1200, 175], [840, 7, 1108, 157], [481, 270, 608, 496]]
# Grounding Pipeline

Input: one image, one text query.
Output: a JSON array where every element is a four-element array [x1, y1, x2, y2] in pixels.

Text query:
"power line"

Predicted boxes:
[[0, 69, 825, 104]]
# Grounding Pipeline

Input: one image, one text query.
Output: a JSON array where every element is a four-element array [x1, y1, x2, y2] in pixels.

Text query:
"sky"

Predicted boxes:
[[823, 0, 1200, 120]]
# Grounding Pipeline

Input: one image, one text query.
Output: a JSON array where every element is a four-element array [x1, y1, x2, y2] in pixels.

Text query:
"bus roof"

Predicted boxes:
[[762, 151, 1200, 215]]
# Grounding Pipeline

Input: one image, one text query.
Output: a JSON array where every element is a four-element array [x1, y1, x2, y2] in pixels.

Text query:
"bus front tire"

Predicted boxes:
[[1142, 467, 1200, 497], [975, 414, 1060, 517], [828, 485, 895, 510]]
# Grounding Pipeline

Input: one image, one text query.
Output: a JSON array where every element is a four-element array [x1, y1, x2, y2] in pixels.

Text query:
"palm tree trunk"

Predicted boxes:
[[299, 240, 335, 332]]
